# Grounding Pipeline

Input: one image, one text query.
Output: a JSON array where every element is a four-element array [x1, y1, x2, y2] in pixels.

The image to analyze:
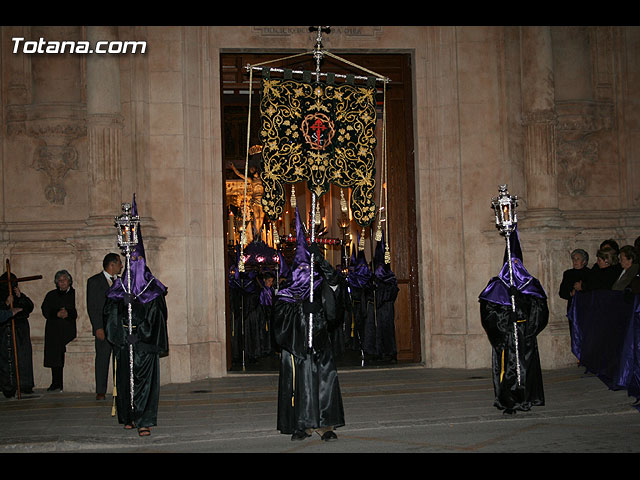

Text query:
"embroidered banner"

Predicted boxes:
[[258, 72, 377, 227]]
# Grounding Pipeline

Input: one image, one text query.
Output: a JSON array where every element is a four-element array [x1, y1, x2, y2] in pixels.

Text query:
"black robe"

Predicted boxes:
[[329, 273, 348, 359], [0, 292, 35, 396], [371, 280, 399, 360], [345, 284, 369, 353], [41, 287, 77, 368], [104, 294, 168, 428], [229, 276, 259, 365], [480, 291, 548, 412], [273, 277, 345, 435]]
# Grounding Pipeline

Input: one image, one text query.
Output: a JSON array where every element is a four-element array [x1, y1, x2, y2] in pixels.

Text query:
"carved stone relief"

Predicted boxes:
[[6, 103, 86, 205], [555, 101, 614, 197]]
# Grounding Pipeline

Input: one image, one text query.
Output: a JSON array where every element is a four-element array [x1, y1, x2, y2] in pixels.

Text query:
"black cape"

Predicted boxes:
[[273, 276, 345, 434], [41, 287, 77, 368], [368, 280, 399, 361], [104, 294, 168, 428], [480, 291, 548, 412], [0, 291, 35, 396]]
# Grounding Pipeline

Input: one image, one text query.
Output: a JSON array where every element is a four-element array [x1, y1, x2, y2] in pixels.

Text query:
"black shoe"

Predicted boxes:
[[47, 384, 62, 392], [291, 430, 311, 441], [321, 431, 338, 441]]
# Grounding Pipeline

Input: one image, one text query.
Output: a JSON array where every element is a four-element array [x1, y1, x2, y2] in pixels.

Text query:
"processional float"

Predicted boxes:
[[490, 184, 522, 386], [238, 26, 392, 350]]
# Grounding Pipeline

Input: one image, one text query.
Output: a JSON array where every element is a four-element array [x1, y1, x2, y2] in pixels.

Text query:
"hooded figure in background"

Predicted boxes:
[[104, 195, 168, 436], [228, 246, 258, 366], [346, 239, 373, 356], [371, 232, 399, 363], [478, 228, 548, 414], [272, 206, 345, 441], [0, 271, 35, 397]]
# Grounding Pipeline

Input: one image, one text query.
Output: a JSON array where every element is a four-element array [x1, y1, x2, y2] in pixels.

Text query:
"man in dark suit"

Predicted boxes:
[[86, 253, 122, 400]]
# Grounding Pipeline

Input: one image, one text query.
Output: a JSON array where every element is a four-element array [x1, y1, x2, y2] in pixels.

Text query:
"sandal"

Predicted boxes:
[[138, 427, 151, 437], [124, 423, 135, 430]]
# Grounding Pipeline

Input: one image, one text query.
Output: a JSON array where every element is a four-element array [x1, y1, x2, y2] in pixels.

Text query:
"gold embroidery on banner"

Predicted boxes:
[[259, 77, 377, 227]]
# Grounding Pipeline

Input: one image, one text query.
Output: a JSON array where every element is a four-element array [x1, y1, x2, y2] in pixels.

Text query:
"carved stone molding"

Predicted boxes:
[[555, 100, 614, 133], [521, 108, 557, 127]]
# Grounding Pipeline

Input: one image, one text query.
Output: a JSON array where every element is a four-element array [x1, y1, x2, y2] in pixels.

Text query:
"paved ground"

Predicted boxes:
[[1, 364, 639, 453]]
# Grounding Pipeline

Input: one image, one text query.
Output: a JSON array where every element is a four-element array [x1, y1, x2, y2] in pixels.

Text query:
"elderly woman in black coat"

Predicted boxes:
[[559, 248, 591, 313], [41, 270, 77, 391]]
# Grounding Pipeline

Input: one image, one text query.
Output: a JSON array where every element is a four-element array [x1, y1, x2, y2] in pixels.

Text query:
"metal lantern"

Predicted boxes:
[[115, 202, 140, 250], [491, 184, 518, 235]]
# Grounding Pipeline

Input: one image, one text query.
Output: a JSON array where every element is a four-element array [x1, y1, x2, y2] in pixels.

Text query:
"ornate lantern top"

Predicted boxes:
[[114, 202, 140, 250], [491, 184, 518, 235]]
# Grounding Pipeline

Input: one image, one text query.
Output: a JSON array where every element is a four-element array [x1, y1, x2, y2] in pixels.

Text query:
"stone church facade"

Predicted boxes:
[[1, 26, 638, 392]]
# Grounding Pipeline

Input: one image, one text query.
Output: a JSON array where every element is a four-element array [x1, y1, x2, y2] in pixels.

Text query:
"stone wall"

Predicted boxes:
[[1, 26, 638, 391]]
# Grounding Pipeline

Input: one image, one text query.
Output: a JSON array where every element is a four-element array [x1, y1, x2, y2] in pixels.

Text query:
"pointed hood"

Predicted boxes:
[[276, 206, 322, 302], [479, 226, 546, 305], [374, 231, 397, 285], [348, 232, 372, 289], [277, 250, 291, 281], [107, 194, 167, 304]]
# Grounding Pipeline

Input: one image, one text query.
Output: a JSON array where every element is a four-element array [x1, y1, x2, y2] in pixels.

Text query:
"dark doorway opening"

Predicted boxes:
[[221, 52, 420, 372]]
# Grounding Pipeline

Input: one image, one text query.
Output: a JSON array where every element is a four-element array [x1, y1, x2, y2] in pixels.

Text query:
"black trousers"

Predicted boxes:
[[51, 366, 63, 388]]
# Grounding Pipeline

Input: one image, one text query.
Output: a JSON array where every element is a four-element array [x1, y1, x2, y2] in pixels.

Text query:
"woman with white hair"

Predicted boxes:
[[40, 270, 77, 391], [559, 248, 591, 313]]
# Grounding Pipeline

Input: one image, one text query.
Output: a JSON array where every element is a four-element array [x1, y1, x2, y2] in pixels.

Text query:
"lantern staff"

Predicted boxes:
[[491, 184, 522, 386], [114, 202, 140, 415]]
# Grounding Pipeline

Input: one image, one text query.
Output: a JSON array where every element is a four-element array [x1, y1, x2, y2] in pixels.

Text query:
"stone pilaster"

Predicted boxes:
[[85, 26, 123, 234], [520, 26, 563, 226]]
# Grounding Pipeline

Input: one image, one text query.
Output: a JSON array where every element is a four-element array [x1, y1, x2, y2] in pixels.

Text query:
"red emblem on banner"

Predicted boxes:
[[302, 113, 335, 151]]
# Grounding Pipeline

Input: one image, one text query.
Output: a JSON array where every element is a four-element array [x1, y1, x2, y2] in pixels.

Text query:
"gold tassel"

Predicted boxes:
[[340, 189, 348, 213], [315, 202, 321, 226], [358, 230, 365, 251], [239, 256, 245, 272], [290, 185, 296, 207], [384, 243, 391, 264], [375, 222, 382, 242], [273, 228, 280, 245]]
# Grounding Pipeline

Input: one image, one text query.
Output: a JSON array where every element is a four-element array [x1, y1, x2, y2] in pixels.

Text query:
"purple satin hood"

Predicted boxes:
[[276, 206, 322, 302], [479, 228, 546, 306], [106, 194, 167, 304], [373, 231, 397, 285], [348, 237, 372, 289]]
